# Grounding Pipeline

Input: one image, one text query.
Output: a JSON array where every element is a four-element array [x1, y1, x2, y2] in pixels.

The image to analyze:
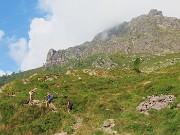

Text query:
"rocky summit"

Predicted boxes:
[[46, 9, 180, 68]]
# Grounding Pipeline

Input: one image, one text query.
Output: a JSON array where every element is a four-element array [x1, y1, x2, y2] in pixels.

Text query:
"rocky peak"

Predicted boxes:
[[148, 9, 163, 17], [47, 49, 56, 61], [45, 9, 180, 67]]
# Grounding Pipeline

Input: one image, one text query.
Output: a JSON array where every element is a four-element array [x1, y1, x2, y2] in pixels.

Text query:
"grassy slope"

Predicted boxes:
[[0, 67, 45, 87], [0, 62, 179, 135], [1, 52, 179, 88], [64, 52, 180, 71]]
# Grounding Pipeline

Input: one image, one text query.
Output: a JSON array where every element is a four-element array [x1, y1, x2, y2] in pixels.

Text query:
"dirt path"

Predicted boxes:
[[71, 117, 83, 135]]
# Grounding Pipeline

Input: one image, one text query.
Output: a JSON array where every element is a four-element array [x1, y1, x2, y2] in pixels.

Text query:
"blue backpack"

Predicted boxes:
[[48, 94, 54, 100]]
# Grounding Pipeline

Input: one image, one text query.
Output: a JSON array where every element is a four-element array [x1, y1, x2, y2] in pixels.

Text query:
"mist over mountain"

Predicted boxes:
[[46, 9, 180, 68]]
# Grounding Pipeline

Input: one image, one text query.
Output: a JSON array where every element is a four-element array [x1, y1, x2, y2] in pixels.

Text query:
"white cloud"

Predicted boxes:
[[6, 71, 13, 75], [0, 30, 5, 41], [20, 0, 180, 71], [0, 69, 12, 76], [8, 38, 28, 64], [0, 69, 5, 76]]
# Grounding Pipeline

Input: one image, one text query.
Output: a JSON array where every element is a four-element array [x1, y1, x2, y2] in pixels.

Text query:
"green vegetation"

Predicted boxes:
[[133, 57, 141, 73], [1, 52, 179, 89], [0, 61, 179, 135], [0, 67, 45, 87]]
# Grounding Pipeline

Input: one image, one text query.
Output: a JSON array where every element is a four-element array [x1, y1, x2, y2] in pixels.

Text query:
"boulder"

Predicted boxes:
[[45, 77, 54, 81], [137, 95, 176, 112], [101, 119, 117, 134], [103, 120, 111, 128]]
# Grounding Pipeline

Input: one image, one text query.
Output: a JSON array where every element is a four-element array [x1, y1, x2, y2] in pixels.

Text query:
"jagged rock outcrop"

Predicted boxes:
[[46, 49, 67, 66], [46, 9, 180, 67], [148, 9, 163, 17]]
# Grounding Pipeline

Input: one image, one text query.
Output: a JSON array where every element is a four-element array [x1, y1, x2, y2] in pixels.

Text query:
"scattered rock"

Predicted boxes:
[[54, 132, 68, 135], [44, 75, 59, 81], [38, 78, 43, 81], [83, 69, 97, 76], [53, 75, 58, 79], [78, 77, 82, 80], [29, 100, 43, 106], [143, 81, 151, 85], [103, 120, 111, 128], [66, 70, 78, 76], [0, 89, 2, 93], [29, 73, 38, 78], [66, 70, 71, 75], [177, 103, 180, 108], [22, 79, 29, 84], [45, 77, 54, 81], [100, 119, 118, 134], [137, 95, 176, 113]]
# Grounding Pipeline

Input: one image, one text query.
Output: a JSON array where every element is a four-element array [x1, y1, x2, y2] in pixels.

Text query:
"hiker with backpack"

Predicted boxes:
[[67, 100, 73, 114], [46, 92, 54, 108]]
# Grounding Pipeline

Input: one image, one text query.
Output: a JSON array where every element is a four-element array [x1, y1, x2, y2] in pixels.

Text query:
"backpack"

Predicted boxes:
[[48, 94, 54, 100], [69, 101, 73, 107]]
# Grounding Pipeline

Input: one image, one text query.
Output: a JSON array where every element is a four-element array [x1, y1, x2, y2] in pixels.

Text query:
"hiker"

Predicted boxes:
[[29, 88, 37, 103], [46, 92, 54, 108], [67, 100, 73, 114]]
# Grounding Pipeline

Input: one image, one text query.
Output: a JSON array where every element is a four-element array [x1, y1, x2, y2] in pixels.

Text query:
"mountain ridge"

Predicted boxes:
[[45, 9, 180, 68]]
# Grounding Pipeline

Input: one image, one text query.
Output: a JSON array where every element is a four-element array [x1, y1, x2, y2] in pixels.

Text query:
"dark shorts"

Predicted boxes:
[[47, 99, 53, 103], [68, 105, 73, 110]]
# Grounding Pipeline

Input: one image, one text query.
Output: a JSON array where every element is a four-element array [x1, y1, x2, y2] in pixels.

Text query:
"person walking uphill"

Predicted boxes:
[[29, 88, 37, 103], [67, 100, 73, 114], [46, 92, 54, 108]]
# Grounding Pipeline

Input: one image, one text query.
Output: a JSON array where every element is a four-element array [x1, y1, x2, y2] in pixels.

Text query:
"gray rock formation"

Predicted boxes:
[[46, 9, 180, 67], [137, 95, 176, 112], [148, 9, 163, 17], [46, 49, 67, 66]]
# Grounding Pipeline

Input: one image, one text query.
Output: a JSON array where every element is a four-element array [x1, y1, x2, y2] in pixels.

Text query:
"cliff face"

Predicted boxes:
[[46, 9, 180, 67]]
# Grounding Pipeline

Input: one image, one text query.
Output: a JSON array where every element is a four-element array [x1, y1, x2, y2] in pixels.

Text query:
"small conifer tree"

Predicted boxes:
[[133, 57, 141, 73]]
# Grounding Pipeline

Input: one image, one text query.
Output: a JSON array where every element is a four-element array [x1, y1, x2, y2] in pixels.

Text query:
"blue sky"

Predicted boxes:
[[0, 0, 180, 76], [0, 0, 43, 75]]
